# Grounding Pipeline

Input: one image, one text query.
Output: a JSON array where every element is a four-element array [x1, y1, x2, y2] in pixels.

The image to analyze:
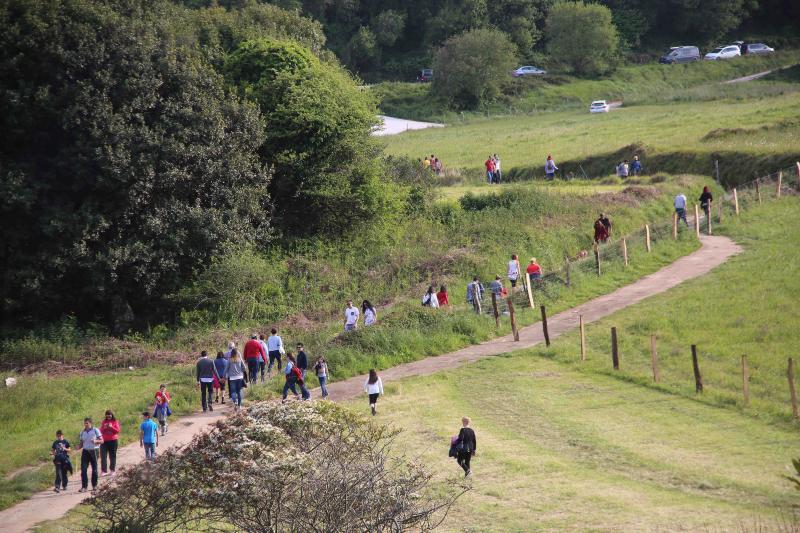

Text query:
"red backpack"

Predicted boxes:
[[291, 365, 304, 385]]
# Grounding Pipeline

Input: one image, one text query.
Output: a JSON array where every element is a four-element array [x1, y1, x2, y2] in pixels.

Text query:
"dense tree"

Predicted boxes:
[[0, 0, 270, 330], [432, 28, 518, 109], [546, 2, 619, 75]]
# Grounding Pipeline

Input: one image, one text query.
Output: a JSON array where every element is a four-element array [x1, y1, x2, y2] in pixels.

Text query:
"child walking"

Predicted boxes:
[[139, 412, 159, 461], [154, 384, 172, 436], [364, 369, 384, 416], [51, 430, 72, 493]]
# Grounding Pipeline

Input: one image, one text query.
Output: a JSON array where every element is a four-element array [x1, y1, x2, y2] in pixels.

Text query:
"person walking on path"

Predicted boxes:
[[243, 334, 265, 384], [484, 156, 495, 184], [224, 341, 236, 361], [436, 285, 449, 306], [600, 213, 612, 237], [699, 186, 713, 218], [154, 384, 172, 435], [493, 154, 502, 183], [296, 343, 309, 382], [489, 275, 504, 298], [422, 285, 439, 308], [315, 356, 330, 399], [344, 299, 360, 331], [76, 418, 102, 493], [196, 350, 221, 412], [266, 328, 285, 379], [545, 155, 558, 180], [674, 193, 689, 227], [227, 349, 247, 411], [466, 277, 484, 313], [258, 334, 269, 382], [507, 254, 521, 293], [594, 214, 609, 243], [526, 258, 542, 280], [213, 352, 228, 404], [454, 417, 477, 477], [282, 352, 309, 402], [51, 430, 72, 493], [631, 155, 642, 176], [364, 369, 384, 416], [362, 300, 377, 326], [139, 412, 159, 461], [99, 410, 120, 477]]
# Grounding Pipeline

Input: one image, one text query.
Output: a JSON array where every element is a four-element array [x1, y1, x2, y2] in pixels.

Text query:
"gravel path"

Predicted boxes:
[[0, 235, 740, 532]]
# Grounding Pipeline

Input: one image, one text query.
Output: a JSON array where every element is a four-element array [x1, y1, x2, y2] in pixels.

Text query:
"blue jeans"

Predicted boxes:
[[486, 171, 493, 183], [247, 359, 259, 383], [319, 376, 329, 398], [676, 207, 688, 225], [144, 443, 156, 460], [282, 377, 299, 399], [229, 378, 244, 406]]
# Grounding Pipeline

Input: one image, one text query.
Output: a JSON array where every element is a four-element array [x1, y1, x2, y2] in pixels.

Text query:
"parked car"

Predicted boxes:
[[589, 100, 609, 113], [512, 65, 546, 77], [659, 46, 701, 64], [416, 68, 433, 82], [704, 45, 741, 60], [743, 43, 775, 55]]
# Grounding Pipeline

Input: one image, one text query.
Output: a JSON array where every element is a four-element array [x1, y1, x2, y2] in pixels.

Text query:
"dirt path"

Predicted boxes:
[[723, 69, 775, 84], [373, 115, 444, 136], [0, 235, 740, 532]]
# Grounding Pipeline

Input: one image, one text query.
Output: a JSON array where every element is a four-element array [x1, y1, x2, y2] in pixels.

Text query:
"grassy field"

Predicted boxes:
[[435, 181, 627, 202]]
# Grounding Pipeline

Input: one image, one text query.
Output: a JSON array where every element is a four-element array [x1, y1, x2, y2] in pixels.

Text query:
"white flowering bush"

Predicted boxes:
[[89, 401, 466, 532]]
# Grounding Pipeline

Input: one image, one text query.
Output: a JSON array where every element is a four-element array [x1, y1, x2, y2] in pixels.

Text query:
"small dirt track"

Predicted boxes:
[[0, 235, 740, 532]]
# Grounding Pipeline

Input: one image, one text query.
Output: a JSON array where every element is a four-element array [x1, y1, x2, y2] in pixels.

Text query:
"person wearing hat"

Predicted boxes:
[[243, 334, 266, 385], [526, 258, 542, 280]]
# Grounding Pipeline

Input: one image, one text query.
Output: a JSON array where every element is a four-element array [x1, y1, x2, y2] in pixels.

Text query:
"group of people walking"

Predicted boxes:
[[615, 155, 642, 177], [422, 154, 444, 176], [484, 154, 502, 183], [343, 299, 378, 331], [674, 186, 714, 226]]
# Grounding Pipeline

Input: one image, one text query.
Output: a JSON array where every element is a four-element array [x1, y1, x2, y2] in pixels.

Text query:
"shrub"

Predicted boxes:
[[546, 2, 619, 76]]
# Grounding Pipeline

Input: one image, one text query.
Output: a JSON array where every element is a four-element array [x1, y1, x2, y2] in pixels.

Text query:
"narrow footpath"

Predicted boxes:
[[0, 235, 740, 532]]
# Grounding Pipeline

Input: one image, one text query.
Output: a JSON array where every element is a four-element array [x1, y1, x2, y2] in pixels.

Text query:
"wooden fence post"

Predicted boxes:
[[507, 297, 519, 341], [718, 196, 723, 223], [611, 327, 620, 370], [491, 292, 500, 328], [755, 178, 762, 204], [525, 272, 535, 310], [593, 241, 601, 275], [733, 188, 739, 215], [622, 238, 628, 267], [645, 224, 651, 252], [579, 315, 586, 361], [672, 212, 678, 239], [650, 335, 660, 382], [540, 305, 550, 347], [789, 358, 799, 419], [694, 204, 700, 239], [776, 171, 782, 198], [691, 345, 703, 393], [706, 202, 712, 235], [565, 257, 571, 287], [741, 355, 749, 406]]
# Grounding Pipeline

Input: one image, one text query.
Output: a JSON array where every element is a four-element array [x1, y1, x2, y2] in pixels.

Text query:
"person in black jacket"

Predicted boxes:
[[699, 186, 713, 218], [455, 417, 477, 477], [296, 343, 309, 381]]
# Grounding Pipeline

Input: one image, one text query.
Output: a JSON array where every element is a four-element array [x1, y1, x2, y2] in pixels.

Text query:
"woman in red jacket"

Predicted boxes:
[[436, 285, 449, 306], [99, 410, 120, 476]]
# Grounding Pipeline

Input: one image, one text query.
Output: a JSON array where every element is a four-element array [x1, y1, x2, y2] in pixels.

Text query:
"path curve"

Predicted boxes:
[[0, 235, 740, 532]]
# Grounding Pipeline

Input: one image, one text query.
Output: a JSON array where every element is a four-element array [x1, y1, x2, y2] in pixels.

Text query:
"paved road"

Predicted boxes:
[[373, 115, 444, 136], [0, 235, 740, 532]]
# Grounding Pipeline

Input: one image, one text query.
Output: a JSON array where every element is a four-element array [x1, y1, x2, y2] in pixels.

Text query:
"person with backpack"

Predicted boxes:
[[99, 410, 120, 477], [422, 285, 439, 308], [213, 352, 228, 404], [227, 349, 247, 411], [196, 350, 221, 412], [454, 417, 477, 477], [76, 417, 103, 493], [314, 356, 329, 399], [139, 412, 159, 461], [674, 193, 689, 227], [154, 384, 172, 435], [364, 369, 384, 416], [51, 429, 72, 493], [282, 352, 310, 402]]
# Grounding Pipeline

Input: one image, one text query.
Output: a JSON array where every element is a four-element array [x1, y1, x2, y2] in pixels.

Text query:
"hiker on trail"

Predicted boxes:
[[526, 258, 542, 280], [699, 186, 713, 217], [213, 352, 227, 405], [594, 214, 609, 243], [296, 343, 309, 381], [674, 193, 689, 226], [224, 341, 236, 361], [344, 299, 360, 331], [243, 334, 265, 384], [490, 275, 504, 298], [364, 369, 384, 416], [196, 350, 221, 412], [267, 328, 285, 380], [423, 156, 431, 169], [493, 154, 502, 183], [435, 158, 443, 176], [258, 334, 269, 382], [422, 285, 440, 308], [631, 156, 642, 176], [437, 285, 449, 306], [227, 349, 247, 411], [99, 410, 120, 477], [51, 430, 72, 493], [507, 254, 521, 292], [76, 417, 102, 493], [454, 417, 477, 477], [485, 156, 495, 184], [282, 352, 310, 402], [362, 300, 377, 326], [154, 384, 172, 435], [139, 412, 159, 461], [600, 213, 612, 236], [466, 277, 485, 310], [545, 155, 558, 180], [617, 160, 629, 178], [315, 356, 329, 399]]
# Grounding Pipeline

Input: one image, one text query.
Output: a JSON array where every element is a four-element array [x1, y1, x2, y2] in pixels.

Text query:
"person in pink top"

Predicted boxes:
[[99, 410, 120, 476]]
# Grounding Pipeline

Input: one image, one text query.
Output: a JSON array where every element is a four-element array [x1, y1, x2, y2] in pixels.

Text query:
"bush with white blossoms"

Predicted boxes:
[[89, 401, 467, 532]]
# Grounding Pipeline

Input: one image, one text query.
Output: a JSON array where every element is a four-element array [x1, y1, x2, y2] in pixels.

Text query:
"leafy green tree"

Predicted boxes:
[[0, 0, 270, 331], [225, 39, 402, 236], [432, 28, 518, 109], [371, 10, 406, 47], [546, 1, 619, 75]]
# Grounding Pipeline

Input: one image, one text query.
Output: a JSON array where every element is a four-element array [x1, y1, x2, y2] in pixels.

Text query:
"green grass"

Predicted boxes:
[[435, 180, 627, 202]]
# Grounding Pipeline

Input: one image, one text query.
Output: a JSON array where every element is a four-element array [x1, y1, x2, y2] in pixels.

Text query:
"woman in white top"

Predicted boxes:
[[507, 254, 520, 292], [422, 285, 439, 308], [362, 300, 377, 326], [364, 369, 384, 416]]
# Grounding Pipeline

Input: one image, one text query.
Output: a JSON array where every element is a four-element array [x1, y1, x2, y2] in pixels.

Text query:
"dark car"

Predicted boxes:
[[743, 43, 775, 55], [416, 68, 433, 82], [659, 46, 701, 64]]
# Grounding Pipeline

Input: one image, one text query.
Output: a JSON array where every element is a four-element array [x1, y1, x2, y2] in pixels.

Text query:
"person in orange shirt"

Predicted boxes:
[[526, 258, 542, 280]]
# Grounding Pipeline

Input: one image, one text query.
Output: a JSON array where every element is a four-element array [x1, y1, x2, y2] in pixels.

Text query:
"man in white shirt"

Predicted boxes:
[[266, 328, 284, 379], [344, 299, 360, 331], [493, 154, 502, 183], [674, 193, 689, 226]]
